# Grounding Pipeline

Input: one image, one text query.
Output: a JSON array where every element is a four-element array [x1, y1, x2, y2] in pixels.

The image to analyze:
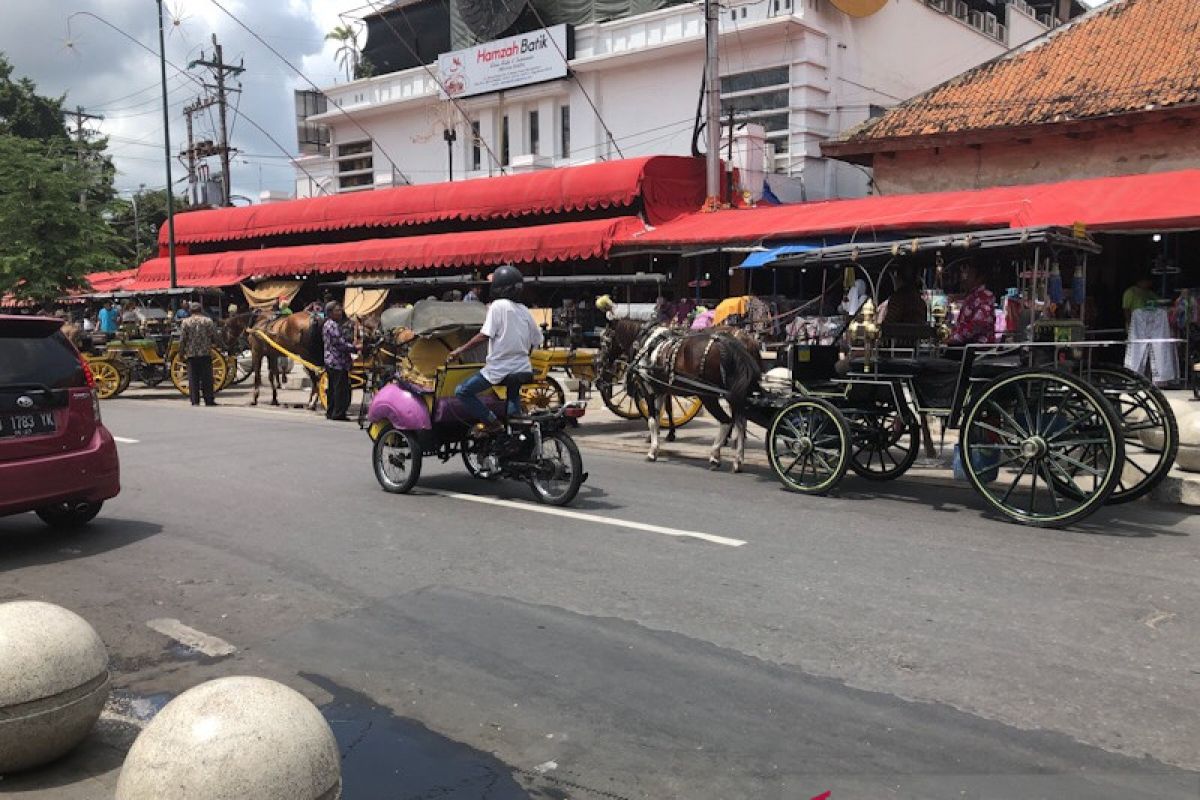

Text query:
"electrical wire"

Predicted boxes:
[[358, 0, 506, 174], [64, 11, 331, 196], [204, 0, 413, 185], [518, 0, 625, 159]]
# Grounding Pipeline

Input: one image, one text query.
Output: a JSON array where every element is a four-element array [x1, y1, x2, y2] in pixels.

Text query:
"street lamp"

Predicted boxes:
[[131, 183, 145, 264], [444, 126, 457, 182]]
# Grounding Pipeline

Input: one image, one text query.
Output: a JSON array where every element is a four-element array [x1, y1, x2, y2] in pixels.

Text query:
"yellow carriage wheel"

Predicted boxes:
[[521, 376, 566, 412], [598, 362, 642, 420], [89, 359, 124, 400], [170, 348, 227, 396], [636, 395, 704, 428], [218, 353, 238, 390]]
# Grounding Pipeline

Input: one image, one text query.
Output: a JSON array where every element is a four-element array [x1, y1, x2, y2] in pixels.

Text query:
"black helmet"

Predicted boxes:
[[489, 265, 524, 301]]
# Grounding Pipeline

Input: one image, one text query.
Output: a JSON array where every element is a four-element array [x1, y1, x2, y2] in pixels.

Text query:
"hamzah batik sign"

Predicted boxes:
[[437, 25, 571, 99]]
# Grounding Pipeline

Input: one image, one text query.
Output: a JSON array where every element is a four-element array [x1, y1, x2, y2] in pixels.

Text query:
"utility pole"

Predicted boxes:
[[64, 105, 103, 211], [702, 0, 721, 210], [188, 34, 243, 206], [726, 109, 736, 206], [156, 0, 177, 291]]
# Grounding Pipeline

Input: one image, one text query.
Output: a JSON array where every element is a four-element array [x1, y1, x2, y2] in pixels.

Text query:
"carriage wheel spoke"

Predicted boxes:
[[987, 399, 1030, 440], [1046, 458, 1086, 500], [1038, 463, 1061, 514], [1053, 452, 1107, 478], [1000, 461, 1032, 505]]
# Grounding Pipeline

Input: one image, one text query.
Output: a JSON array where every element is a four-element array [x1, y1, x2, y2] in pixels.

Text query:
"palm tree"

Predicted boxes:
[[325, 24, 360, 82]]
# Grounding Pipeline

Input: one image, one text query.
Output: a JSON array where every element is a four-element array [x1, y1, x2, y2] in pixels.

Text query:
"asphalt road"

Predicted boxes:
[[2, 398, 1199, 799]]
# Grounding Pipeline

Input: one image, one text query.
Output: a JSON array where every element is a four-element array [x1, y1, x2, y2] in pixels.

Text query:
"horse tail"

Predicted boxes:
[[715, 332, 762, 411]]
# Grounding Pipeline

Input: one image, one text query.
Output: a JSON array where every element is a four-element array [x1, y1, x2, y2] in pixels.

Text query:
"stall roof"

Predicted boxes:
[[84, 269, 137, 293], [618, 169, 1200, 250], [159, 156, 704, 248], [771, 226, 1101, 268], [132, 216, 643, 290], [322, 273, 667, 289]]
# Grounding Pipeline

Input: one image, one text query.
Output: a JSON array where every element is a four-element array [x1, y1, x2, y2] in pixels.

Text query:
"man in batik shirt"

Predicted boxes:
[[322, 302, 357, 421]]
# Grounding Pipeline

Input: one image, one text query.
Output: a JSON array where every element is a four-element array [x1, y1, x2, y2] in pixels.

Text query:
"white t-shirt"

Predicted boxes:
[[480, 299, 543, 383]]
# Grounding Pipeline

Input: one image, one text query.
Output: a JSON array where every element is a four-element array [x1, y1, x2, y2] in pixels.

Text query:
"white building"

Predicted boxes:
[[295, 0, 1070, 203]]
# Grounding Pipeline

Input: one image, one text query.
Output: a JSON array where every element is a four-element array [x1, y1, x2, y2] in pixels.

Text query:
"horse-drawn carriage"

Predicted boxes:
[[619, 226, 1178, 529], [365, 299, 587, 505], [82, 307, 234, 400]]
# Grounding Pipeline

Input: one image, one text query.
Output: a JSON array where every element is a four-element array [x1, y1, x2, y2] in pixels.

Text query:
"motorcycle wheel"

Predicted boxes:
[[373, 425, 422, 494], [461, 441, 499, 480], [528, 431, 584, 506]]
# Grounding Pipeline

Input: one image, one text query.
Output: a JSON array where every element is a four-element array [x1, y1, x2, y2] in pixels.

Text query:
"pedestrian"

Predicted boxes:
[[463, 286, 480, 303], [98, 302, 119, 335], [322, 301, 357, 421], [947, 262, 996, 345], [174, 304, 190, 321], [178, 302, 219, 407]]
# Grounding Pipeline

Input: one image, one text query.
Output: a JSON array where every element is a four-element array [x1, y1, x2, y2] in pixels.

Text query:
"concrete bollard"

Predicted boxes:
[[0, 601, 110, 774], [115, 676, 341, 800]]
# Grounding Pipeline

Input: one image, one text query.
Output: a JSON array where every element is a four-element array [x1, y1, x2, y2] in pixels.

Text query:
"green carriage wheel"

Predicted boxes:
[[961, 369, 1123, 528], [766, 397, 851, 495]]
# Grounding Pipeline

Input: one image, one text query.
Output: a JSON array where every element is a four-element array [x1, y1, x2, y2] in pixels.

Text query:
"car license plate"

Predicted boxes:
[[0, 411, 56, 439]]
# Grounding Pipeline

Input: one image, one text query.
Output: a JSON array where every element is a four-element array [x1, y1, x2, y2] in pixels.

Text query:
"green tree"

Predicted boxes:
[[325, 24, 360, 82], [0, 54, 66, 140], [0, 135, 121, 301], [105, 188, 191, 265]]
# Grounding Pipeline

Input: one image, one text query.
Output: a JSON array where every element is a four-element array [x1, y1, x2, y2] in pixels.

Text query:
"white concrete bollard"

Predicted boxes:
[[115, 676, 341, 800], [0, 601, 110, 774]]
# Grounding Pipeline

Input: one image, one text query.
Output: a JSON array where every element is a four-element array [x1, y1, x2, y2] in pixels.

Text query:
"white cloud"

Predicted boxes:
[[0, 1, 359, 200]]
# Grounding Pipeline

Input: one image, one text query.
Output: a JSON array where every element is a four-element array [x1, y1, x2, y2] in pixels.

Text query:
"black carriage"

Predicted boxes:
[[748, 226, 1178, 528]]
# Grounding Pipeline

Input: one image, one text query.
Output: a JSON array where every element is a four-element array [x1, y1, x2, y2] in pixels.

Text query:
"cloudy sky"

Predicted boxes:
[[0, 0, 361, 200], [1, 0, 1108, 202]]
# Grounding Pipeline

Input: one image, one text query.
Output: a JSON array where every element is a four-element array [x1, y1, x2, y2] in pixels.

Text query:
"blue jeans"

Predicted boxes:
[[454, 371, 521, 423]]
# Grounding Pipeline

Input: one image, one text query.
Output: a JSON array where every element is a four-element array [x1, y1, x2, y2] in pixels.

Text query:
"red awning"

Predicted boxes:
[[132, 217, 643, 289], [620, 169, 1200, 248], [160, 156, 704, 249], [84, 269, 138, 292]]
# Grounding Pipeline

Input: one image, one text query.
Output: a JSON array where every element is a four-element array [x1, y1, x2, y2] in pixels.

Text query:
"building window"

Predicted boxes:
[[501, 115, 510, 166], [470, 120, 481, 171], [334, 140, 373, 192], [529, 110, 540, 155], [559, 106, 570, 159], [720, 66, 791, 158], [294, 89, 328, 155]]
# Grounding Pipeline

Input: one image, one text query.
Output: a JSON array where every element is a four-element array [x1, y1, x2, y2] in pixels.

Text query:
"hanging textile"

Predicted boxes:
[[343, 286, 390, 320], [1125, 307, 1179, 385], [713, 296, 750, 325], [241, 280, 302, 310]]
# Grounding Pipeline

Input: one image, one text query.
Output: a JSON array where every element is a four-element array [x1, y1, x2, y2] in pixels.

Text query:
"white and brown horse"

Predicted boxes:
[[626, 325, 762, 471]]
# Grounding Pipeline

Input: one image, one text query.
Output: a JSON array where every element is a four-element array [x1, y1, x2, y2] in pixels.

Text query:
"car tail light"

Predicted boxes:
[[78, 354, 101, 423]]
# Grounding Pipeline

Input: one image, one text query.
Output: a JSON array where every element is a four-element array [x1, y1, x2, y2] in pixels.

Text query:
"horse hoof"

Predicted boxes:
[[708, 460, 721, 471], [731, 462, 742, 474], [647, 453, 658, 462], [666, 432, 676, 443]]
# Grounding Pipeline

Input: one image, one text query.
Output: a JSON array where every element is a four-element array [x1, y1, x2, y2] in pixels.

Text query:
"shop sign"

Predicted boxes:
[[437, 25, 571, 99]]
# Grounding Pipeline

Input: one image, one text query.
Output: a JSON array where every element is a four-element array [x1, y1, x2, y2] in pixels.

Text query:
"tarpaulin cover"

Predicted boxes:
[[133, 216, 642, 289], [621, 169, 1200, 248], [160, 156, 703, 248], [241, 280, 303, 310]]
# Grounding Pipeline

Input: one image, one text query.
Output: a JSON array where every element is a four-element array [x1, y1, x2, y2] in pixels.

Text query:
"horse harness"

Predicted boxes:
[[626, 324, 728, 402]]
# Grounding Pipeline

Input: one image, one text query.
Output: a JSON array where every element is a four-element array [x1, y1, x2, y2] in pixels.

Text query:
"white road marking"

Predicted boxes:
[[146, 618, 237, 658], [113, 436, 139, 443], [428, 490, 746, 547]]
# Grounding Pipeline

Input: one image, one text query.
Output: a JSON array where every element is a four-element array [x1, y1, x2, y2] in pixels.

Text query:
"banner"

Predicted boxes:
[[438, 25, 571, 99]]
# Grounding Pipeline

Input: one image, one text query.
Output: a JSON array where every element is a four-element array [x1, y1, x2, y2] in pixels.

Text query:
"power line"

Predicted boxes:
[[358, 0, 506, 174], [64, 11, 330, 197], [518, 0, 625, 160], [205, 0, 413, 185]]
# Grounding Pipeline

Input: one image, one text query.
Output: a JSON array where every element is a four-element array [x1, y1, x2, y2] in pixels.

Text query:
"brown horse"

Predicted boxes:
[[600, 318, 689, 441], [626, 325, 762, 471], [247, 312, 324, 408]]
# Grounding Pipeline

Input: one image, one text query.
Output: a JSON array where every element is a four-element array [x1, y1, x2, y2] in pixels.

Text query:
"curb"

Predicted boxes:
[[576, 432, 1200, 510]]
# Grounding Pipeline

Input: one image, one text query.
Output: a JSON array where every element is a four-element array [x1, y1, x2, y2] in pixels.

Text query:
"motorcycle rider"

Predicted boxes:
[[448, 265, 543, 435]]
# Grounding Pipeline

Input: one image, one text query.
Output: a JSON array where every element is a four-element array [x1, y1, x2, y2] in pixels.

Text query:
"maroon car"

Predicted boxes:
[[0, 315, 120, 527]]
